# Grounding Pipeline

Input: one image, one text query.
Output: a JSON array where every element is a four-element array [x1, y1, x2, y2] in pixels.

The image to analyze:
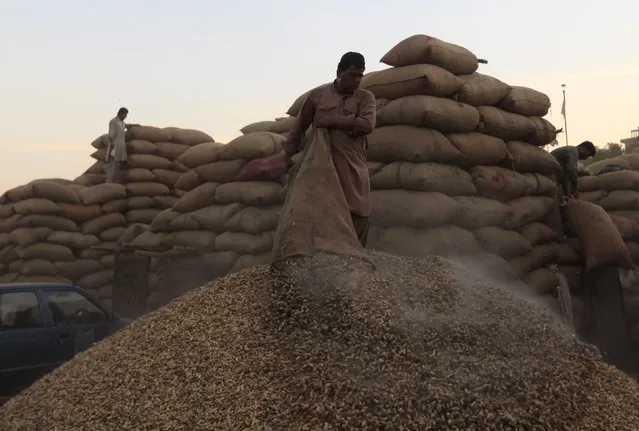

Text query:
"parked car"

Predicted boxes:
[[0, 283, 131, 398]]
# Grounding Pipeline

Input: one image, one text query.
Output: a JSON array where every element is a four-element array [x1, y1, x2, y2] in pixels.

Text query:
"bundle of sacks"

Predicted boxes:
[[124, 132, 286, 309]]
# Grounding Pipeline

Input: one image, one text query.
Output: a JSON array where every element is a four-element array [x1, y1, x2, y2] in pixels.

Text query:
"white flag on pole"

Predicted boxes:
[[561, 92, 566, 118]]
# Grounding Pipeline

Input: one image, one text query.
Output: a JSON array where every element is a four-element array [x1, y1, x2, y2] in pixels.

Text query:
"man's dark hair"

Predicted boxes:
[[337, 52, 365, 73], [118, 107, 129, 116], [578, 140, 596, 156]]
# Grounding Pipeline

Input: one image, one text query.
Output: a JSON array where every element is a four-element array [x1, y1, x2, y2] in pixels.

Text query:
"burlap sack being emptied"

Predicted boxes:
[[272, 128, 370, 264], [566, 200, 633, 272]]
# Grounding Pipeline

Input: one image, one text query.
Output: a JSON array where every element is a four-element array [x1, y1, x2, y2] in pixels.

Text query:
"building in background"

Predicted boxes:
[[622, 126, 639, 153]]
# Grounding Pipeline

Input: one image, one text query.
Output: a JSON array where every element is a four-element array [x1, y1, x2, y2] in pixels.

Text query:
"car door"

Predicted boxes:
[[0, 289, 62, 395], [39, 288, 112, 361]]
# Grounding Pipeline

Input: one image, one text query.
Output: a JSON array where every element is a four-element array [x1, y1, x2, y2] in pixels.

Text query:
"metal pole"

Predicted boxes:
[[562, 84, 569, 147]]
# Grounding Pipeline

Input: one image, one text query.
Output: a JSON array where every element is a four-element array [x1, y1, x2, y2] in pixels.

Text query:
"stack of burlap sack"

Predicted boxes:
[[127, 132, 286, 276], [0, 180, 116, 302], [282, 34, 567, 299]]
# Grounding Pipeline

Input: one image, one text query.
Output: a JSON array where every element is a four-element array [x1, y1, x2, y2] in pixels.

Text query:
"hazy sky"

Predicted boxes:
[[1, 0, 637, 192]]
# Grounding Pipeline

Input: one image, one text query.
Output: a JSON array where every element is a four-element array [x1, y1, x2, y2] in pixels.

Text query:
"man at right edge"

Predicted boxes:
[[283, 52, 376, 247]]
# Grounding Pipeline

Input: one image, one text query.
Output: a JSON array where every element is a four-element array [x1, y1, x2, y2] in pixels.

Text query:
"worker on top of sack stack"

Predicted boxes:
[[283, 52, 376, 247], [551, 140, 597, 205], [105, 107, 139, 184]]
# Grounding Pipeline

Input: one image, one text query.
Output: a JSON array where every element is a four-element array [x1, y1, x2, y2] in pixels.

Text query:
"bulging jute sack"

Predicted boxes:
[[609, 211, 639, 226], [169, 128, 214, 146], [233, 153, 289, 183], [523, 173, 557, 196], [366, 126, 461, 163], [175, 142, 224, 169], [126, 140, 158, 155], [523, 117, 558, 147], [13, 198, 61, 216], [17, 242, 74, 262], [599, 190, 639, 211], [272, 128, 370, 263], [223, 205, 280, 235], [123, 168, 156, 183], [126, 209, 160, 225], [86, 160, 105, 173], [218, 132, 285, 161], [126, 196, 155, 210], [154, 195, 177, 209], [215, 182, 284, 207], [117, 224, 149, 245], [617, 154, 639, 170], [370, 225, 478, 257], [127, 154, 174, 170], [100, 227, 126, 242], [498, 86, 551, 117], [81, 213, 127, 236], [125, 182, 170, 197], [195, 160, 247, 183], [518, 222, 558, 245], [169, 213, 200, 231], [361, 64, 462, 99], [17, 214, 78, 232], [101, 199, 127, 213], [150, 210, 179, 232], [461, 252, 518, 280], [446, 133, 507, 167], [125, 126, 171, 142], [10, 227, 53, 247], [78, 270, 114, 290], [371, 162, 477, 195], [585, 157, 631, 175], [506, 141, 561, 175], [90, 134, 108, 149], [504, 196, 555, 230], [566, 199, 633, 271], [189, 203, 243, 231], [477, 106, 535, 141], [473, 226, 533, 259], [80, 184, 127, 206], [451, 196, 513, 229], [370, 190, 460, 228], [578, 170, 639, 193], [380, 34, 479, 75], [175, 170, 204, 192], [47, 231, 99, 249], [240, 117, 297, 135], [609, 214, 639, 241], [151, 169, 181, 187], [470, 166, 532, 201], [54, 259, 102, 280], [378, 95, 480, 133], [155, 142, 190, 160], [455, 73, 510, 106], [5, 180, 79, 205], [173, 183, 220, 213]]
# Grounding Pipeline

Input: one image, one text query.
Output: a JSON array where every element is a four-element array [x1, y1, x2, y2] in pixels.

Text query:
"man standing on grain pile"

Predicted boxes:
[[551, 140, 597, 203], [283, 52, 376, 246], [105, 107, 138, 184]]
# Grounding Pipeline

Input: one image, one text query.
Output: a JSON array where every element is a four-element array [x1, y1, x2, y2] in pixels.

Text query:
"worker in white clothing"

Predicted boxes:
[[105, 107, 138, 183]]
